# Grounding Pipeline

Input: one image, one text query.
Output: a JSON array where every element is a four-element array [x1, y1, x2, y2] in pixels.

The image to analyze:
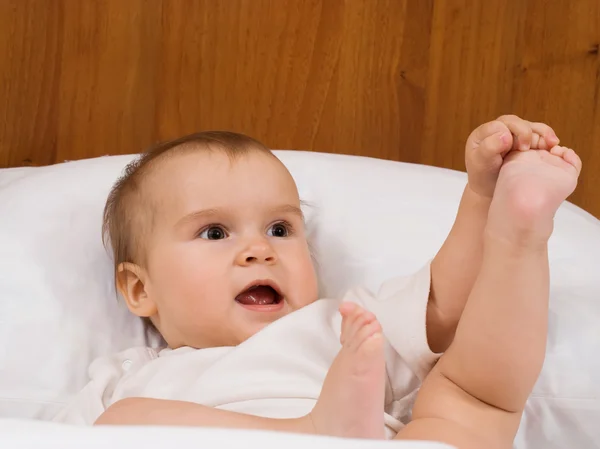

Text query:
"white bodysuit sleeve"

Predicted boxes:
[[343, 262, 441, 423], [51, 347, 155, 425]]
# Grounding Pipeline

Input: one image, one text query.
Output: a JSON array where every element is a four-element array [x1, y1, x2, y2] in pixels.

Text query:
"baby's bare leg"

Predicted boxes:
[[428, 116, 559, 353], [309, 303, 386, 439], [395, 147, 582, 448]]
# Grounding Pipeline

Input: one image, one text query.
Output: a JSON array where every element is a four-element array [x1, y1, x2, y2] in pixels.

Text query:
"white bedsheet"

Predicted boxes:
[[0, 419, 452, 449], [1, 151, 599, 448]]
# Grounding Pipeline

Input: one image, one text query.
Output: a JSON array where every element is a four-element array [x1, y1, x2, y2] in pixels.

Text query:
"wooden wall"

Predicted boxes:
[[1, 0, 599, 217]]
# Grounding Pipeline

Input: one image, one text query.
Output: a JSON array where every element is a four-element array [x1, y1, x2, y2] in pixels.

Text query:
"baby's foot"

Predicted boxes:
[[309, 303, 386, 439], [465, 115, 560, 198], [487, 146, 582, 243]]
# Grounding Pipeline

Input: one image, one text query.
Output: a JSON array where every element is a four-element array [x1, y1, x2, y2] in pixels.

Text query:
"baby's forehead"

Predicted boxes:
[[141, 150, 233, 205], [141, 148, 299, 218], [146, 149, 283, 190], [150, 146, 231, 176]]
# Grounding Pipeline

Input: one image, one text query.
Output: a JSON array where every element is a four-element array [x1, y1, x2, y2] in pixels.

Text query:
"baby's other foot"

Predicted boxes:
[[310, 303, 386, 439], [487, 146, 582, 243], [466, 115, 559, 198]]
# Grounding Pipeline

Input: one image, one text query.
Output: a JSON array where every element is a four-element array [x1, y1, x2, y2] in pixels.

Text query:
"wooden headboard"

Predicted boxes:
[[1, 0, 599, 217]]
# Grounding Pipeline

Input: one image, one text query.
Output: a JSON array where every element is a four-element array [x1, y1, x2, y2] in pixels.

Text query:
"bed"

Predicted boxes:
[[0, 151, 598, 448]]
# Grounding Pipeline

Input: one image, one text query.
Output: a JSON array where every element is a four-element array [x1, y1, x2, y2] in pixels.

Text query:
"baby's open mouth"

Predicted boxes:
[[235, 284, 283, 306]]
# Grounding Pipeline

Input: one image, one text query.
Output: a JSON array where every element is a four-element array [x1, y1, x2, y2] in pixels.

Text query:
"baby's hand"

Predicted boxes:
[[465, 115, 560, 198]]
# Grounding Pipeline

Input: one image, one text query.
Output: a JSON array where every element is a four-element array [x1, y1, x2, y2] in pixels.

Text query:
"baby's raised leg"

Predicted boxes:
[[309, 303, 386, 439], [395, 146, 582, 448]]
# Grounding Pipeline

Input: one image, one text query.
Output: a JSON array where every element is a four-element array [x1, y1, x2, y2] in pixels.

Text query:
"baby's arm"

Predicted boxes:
[[95, 397, 313, 433], [427, 185, 491, 352], [427, 116, 559, 352]]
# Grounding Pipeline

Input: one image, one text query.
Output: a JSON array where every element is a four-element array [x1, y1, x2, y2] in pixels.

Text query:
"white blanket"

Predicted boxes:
[[1, 151, 599, 448], [0, 419, 453, 449]]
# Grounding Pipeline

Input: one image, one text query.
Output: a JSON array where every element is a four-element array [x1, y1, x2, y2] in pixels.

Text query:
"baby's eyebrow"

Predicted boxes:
[[270, 204, 304, 219], [175, 204, 303, 228], [175, 208, 221, 227]]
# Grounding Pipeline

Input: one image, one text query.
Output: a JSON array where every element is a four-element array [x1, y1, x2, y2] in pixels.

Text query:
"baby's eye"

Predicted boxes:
[[198, 225, 228, 240], [267, 222, 290, 238]]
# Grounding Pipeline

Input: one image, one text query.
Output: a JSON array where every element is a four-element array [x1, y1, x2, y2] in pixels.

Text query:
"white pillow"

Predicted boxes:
[[0, 151, 599, 447]]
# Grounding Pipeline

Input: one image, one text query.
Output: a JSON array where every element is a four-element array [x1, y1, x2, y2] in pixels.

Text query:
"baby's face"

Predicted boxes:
[[141, 150, 318, 348]]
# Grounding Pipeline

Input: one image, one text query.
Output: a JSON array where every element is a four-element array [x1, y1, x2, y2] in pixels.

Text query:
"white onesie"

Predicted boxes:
[[53, 263, 440, 439]]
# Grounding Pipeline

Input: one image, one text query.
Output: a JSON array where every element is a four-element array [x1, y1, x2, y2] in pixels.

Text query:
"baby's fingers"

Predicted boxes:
[[530, 122, 560, 149], [495, 115, 559, 151], [468, 120, 512, 155], [478, 127, 512, 157], [496, 115, 532, 151]]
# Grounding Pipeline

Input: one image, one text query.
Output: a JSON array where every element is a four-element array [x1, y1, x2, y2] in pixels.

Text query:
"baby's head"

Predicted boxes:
[[103, 132, 319, 349]]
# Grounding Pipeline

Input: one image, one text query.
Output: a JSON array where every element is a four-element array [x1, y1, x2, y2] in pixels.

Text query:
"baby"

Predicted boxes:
[[54, 116, 581, 449]]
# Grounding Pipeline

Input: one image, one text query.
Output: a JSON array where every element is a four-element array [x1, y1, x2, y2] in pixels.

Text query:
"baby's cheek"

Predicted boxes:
[[297, 254, 319, 303]]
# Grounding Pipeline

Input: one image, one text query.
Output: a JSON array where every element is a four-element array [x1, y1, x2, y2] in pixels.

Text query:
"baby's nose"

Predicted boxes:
[[237, 240, 277, 266], [244, 253, 275, 264]]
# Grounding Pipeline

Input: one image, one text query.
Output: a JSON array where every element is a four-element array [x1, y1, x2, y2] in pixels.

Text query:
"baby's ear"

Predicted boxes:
[[116, 262, 158, 318]]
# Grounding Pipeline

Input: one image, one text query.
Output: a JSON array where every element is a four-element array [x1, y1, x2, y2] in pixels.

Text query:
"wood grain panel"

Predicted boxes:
[[313, 0, 408, 160], [0, 0, 61, 167], [422, 0, 527, 169], [57, 0, 161, 162], [0, 0, 599, 216], [157, 0, 341, 150], [512, 0, 600, 216]]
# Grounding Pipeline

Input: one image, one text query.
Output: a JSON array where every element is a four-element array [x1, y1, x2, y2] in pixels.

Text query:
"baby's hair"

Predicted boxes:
[[102, 131, 273, 292]]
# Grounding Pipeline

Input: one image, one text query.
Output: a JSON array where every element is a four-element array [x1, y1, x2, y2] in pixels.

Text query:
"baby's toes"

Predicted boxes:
[[339, 302, 357, 320], [567, 150, 583, 175], [550, 145, 582, 175], [348, 320, 383, 353], [549, 145, 568, 157], [339, 304, 353, 345], [340, 303, 364, 343], [340, 306, 375, 347], [549, 146, 583, 174]]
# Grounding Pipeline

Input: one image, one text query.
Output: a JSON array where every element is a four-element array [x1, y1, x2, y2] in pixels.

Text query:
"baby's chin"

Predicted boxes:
[[175, 299, 318, 348], [235, 304, 300, 342]]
